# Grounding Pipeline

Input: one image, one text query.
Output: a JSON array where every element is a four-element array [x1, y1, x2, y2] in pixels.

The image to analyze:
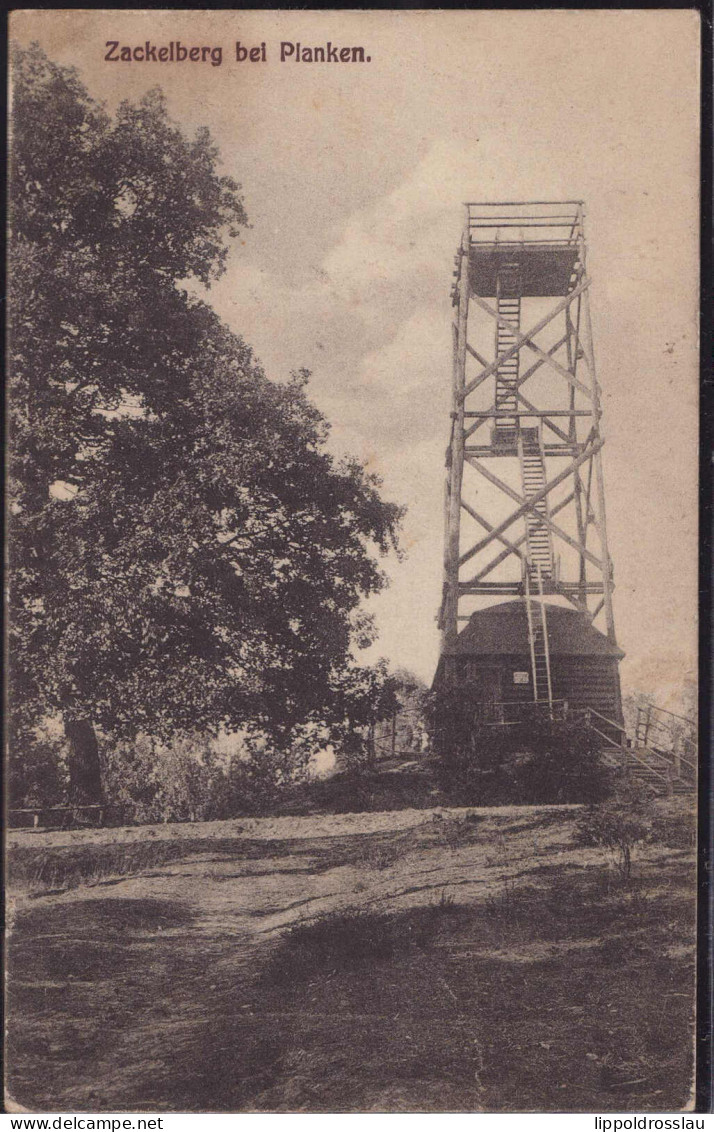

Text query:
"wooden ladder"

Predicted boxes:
[[525, 565, 553, 714]]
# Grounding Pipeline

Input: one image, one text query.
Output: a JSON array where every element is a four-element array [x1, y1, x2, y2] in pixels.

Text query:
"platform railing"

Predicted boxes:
[[8, 803, 124, 830], [476, 698, 570, 726], [465, 201, 583, 246]]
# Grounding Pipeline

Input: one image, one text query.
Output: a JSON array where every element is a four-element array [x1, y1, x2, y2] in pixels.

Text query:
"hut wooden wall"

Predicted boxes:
[[446, 654, 623, 729], [550, 656, 623, 725]]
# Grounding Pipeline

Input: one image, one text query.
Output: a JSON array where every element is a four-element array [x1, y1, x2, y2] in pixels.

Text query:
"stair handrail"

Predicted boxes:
[[642, 713, 692, 740], [589, 723, 624, 750], [584, 707, 696, 776], [586, 706, 627, 737], [577, 707, 627, 754], [633, 697, 697, 765], [640, 700, 696, 729], [642, 742, 697, 778], [624, 746, 672, 785], [632, 742, 696, 784], [675, 751, 697, 775]]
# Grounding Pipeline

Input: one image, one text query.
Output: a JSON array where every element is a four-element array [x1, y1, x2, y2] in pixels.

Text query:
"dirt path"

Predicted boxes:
[[9, 805, 589, 944], [8, 802, 580, 851], [6, 804, 696, 1113]]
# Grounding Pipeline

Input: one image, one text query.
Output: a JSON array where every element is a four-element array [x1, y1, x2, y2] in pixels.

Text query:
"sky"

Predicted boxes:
[[11, 9, 701, 707]]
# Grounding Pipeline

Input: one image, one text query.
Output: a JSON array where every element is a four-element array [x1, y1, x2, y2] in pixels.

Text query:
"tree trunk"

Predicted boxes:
[[63, 716, 103, 805]]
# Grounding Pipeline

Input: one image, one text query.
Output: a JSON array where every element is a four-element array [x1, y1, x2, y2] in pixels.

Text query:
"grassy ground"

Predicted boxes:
[[6, 801, 696, 1113]]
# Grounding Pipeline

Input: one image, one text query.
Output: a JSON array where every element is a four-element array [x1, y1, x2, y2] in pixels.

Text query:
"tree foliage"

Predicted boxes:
[[100, 731, 312, 823], [9, 44, 403, 804]]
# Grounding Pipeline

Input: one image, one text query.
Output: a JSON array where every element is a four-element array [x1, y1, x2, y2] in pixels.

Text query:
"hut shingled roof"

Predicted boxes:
[[448, 600, 624, 659]]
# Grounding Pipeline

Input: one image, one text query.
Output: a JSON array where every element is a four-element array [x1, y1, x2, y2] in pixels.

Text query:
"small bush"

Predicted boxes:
[[514, 717, 613, 804], [8, 722, 70, 810], [429, 815, 478, 850], [484, 874, 526, 920], [434, 889, 459, 914], [262, 906, 448, 986], [361, 843, 402, 870], [576, 793, 656, 881], [426, 688, 612, 805]]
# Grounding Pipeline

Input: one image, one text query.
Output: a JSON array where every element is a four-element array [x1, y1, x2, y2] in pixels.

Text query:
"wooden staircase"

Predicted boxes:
[[519, 427, 554, 583], [619, 747, 695, 796], [591, 705, 697, 796], [494, 265, 521, 443]]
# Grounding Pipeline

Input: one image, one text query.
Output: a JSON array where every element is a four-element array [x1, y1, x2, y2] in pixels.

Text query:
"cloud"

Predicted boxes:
[[356, 306, 448, 395], [322, 138, 472, 304]]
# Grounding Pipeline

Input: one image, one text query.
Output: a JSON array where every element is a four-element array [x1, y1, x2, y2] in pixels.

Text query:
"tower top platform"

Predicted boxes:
[[465, 201, 583, 298]]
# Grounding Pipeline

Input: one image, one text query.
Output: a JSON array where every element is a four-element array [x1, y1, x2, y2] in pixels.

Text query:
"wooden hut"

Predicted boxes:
[[433, 600, 624, 732]]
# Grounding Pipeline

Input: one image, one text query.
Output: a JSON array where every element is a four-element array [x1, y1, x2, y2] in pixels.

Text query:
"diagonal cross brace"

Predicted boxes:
[[458, 439, 605, 570], [463, 450, 604, 574], [464, 334, 571, 441], [470, 293, 593, 400], [465, 340, 490, 368], [516, 389, 571, 444], [461, 277, 591, 399], [461, 498, 525, 561], [460, 491, 576, 579]]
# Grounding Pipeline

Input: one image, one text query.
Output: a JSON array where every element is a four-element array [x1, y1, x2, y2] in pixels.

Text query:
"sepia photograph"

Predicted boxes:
[[5, 9, 702, 1115]]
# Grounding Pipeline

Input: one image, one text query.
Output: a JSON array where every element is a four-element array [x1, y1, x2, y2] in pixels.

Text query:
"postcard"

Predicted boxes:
[[6, 9, 701, 1114]]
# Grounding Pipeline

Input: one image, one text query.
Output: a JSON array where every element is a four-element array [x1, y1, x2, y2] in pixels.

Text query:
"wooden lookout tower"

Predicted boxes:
[[436, 200, 623, 724]]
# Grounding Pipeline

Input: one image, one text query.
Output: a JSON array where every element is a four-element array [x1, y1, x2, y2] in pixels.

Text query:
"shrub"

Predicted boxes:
[[100, 730, 312, 824], [8, 722, 70, 810], [515, 717, 613, 804], [424, 689, 513, 804], [425, 688, 612, 805], [576, 792, 656, 880], [650, 797, 697, 850]]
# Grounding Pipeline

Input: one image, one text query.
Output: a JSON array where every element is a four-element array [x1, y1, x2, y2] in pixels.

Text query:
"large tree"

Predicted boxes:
[[9, 44, 402, 804]]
